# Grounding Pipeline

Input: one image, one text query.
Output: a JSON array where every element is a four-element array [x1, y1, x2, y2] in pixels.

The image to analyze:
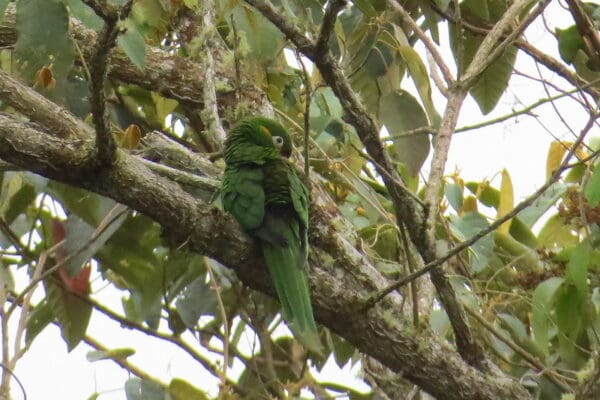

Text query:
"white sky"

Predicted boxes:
[[7, 2, 600, 399]]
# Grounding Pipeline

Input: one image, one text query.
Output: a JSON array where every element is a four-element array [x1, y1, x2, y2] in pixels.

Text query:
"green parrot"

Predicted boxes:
[[222, 117, 321, 353]]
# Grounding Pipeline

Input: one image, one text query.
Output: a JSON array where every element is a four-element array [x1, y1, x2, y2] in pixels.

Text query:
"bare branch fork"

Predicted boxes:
[[83, 0, 134, 165]]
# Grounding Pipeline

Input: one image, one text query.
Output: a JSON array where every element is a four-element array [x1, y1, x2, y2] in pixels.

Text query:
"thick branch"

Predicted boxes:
[[0, 114, 530, 400]]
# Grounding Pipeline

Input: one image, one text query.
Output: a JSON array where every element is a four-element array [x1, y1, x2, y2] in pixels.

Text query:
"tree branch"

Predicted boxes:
[[0, 113, 530, 399]]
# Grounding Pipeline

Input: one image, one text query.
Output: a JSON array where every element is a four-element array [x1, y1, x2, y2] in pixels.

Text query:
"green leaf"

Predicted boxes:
[[87, 348, 136, 362], [47, 182, 118, 226], [470, 44, 517, 114], [445, 183, 463, 212], [398, 44, 440, 124], [63, 208, 127, 276], [517, 182, 567, 227], [565, 242, 592, 296], [118, 20, 146, 70], [498, 313, 527, 340], [584, 166, 600, 206], [63, 0, 103, 30], [449, 212, 494, 272], [508, 218, 538, 248], [25, 301, 55, 346], [466, 181, 499, 208], [125, 378, 167, 400], [557, 26, 585, 64], [463, 0, 490, 21], [0, 172, 37, 224], [379, 90, 430, 176], [531, 277, 563, 356], [554, 283, 584, 344], [168, 378, 208, 400], [230, 4, 285, 63], [46, 280, 93, 350], [449, 18, 517, 114], [537, 214, 579, 249], [175, 275, 217, 328], [15, 0, 75, 84]]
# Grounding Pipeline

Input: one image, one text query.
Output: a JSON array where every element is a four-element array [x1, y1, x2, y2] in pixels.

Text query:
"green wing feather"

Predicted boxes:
[[222, 165, 265, 230]]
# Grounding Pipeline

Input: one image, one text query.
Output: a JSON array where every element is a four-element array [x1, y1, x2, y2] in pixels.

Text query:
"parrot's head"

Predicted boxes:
[[225, 117, 294, 164]]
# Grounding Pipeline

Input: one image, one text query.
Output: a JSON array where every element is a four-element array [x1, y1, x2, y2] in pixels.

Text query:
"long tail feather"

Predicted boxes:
[[260, 223, 321, 353]]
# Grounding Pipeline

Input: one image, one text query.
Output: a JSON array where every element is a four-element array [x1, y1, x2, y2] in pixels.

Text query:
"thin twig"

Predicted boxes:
[[205, 261, 230, 391], [294, 50, 312, 176]]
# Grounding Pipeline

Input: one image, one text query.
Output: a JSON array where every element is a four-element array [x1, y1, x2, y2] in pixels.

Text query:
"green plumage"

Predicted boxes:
[[222, 117, 321, 353]]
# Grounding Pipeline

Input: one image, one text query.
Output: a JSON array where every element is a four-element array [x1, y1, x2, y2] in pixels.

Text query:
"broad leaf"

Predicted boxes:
[[168, 379, 209, 400], [46, 279, 93, 351], [449, 212, 494, 272], [118, 19, 146, 70], [15, 0, 74, 84], [175, 275, 217, 328], [125, 378, 167, 400], [531, 277, 563, 357], [379, 90, 430, 176]]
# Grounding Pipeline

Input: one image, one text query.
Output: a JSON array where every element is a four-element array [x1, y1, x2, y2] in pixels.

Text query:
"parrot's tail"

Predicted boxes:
[[261, 241, 322, 354]]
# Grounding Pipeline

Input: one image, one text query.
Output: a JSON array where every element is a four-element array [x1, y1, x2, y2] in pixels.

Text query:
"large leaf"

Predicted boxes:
[[62, 207, 128, 276], [117, 19, 146, 70], [449, 1, 517, 114], [379, 90, 430, 176], [229, 3, 285, 63], [537, 214, 579, 249], [46, 279, 93, 351], [15, 0, 74, 84], [398, 44, 440, 124], [517, 182, 567, 227], [175, 275, 218, 328], [25, 300, 55, 346], [449, 212, 494, 272], [63, 0, 103, 30]]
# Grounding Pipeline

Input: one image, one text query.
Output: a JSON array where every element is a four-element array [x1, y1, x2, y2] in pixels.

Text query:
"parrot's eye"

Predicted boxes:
[[273, 136, 284, 149]]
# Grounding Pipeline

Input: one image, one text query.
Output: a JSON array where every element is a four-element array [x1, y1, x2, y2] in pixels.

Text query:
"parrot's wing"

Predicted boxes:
[[222, 166, 265, 231], [287, 165, 310, 266]]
